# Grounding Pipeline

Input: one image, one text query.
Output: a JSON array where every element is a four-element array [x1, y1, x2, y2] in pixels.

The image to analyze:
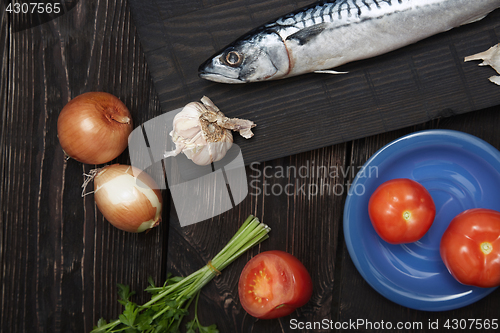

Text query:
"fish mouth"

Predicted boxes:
[[198, 56, 247, 84], [198, 71, 246, 84]]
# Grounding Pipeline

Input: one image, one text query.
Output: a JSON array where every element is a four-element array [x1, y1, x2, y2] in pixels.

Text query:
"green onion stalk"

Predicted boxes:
[[91, 215, 270, 333]]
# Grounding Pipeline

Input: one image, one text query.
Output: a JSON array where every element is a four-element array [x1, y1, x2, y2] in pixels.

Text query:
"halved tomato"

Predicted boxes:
[[238, 250, 312, 319]]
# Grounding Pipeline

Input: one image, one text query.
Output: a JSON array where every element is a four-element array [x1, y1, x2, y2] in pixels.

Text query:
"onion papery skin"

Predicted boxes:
[[94, 164, 162, 233], [57, 92, 133, 164]]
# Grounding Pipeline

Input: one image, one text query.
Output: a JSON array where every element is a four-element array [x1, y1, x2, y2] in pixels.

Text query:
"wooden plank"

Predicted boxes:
[[165, 106, 500, 332], [2, 1, 500, 332], [165, 144, 349, 332], [128, 0, 500, 164], [0, 1, 167, 332]]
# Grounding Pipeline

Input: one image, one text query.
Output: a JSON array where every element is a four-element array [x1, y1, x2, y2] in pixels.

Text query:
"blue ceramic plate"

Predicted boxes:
[[344, 130, 500, 311]]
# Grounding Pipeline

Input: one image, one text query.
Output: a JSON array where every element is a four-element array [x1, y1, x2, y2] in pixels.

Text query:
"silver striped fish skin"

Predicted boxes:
[[198, 0, 500, 84]]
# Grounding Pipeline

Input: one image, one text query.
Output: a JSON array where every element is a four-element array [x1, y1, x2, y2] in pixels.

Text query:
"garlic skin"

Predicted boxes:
[[465, 44, 500, 85], [165, 96, 255, 165]]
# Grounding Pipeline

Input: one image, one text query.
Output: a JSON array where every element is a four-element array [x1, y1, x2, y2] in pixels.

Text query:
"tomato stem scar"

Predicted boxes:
[[403, 211, 411, 221], [480, 242, 493, 255]]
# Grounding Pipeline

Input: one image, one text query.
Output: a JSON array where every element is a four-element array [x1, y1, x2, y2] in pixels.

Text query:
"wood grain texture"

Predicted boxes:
[[166, 144, 348, 332], [0, 1, 167, 332], [129, 0, 500, 164], [2, 1, 500, 333], [165, 107, 500, 333]]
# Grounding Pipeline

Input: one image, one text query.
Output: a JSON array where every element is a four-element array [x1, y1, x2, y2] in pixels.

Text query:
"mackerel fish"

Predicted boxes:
[[198, 0, 500, 83]]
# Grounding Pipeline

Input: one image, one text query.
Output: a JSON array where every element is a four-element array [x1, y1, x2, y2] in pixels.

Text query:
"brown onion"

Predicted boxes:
[[93, 164, 162, 233], [57, 92, 133, 164]]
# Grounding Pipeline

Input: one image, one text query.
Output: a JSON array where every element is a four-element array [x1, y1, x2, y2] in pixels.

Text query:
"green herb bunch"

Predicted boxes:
[[92, 215, 270, 333]]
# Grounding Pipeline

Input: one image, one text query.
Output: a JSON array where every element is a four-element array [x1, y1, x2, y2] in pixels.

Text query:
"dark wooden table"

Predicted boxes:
[[1, 1, 499, 332]]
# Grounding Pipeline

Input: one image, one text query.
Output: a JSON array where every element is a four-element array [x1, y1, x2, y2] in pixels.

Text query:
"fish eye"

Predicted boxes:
[[223, 50, 243, 67]]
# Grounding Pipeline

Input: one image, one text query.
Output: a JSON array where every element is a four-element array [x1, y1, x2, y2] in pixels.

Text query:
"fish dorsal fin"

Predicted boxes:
[[286, 23, 328, 45]]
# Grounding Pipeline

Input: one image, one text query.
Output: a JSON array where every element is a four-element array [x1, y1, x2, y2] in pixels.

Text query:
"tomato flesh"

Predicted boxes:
[[368, 178, 436, 244], [440, 208, 500, 288], [238, 250, 312, 319]]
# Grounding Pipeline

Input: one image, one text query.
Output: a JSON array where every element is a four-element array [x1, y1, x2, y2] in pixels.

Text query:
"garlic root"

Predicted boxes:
[[198, 96, 256, 139], [465, 43, 500, 85]]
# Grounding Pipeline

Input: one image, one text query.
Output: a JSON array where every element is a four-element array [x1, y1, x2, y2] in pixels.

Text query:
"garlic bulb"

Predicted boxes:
[[465, 44, 500, 85], [164, 96, 256, 165]]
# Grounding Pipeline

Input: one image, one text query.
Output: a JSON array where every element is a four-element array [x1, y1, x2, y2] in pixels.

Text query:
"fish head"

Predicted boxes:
[[198, 31, 289, 83]]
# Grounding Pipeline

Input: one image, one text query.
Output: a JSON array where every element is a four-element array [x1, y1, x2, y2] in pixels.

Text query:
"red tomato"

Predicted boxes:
[[368, 178, 436, 244], [440, 208, 500, 288], [238, 250, 312, 319]]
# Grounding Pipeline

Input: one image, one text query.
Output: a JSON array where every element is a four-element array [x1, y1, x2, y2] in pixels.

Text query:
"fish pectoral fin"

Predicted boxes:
[[461, 14, 488, 26], [314, 70, 349, 75], [286, 23, 328, 46]]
